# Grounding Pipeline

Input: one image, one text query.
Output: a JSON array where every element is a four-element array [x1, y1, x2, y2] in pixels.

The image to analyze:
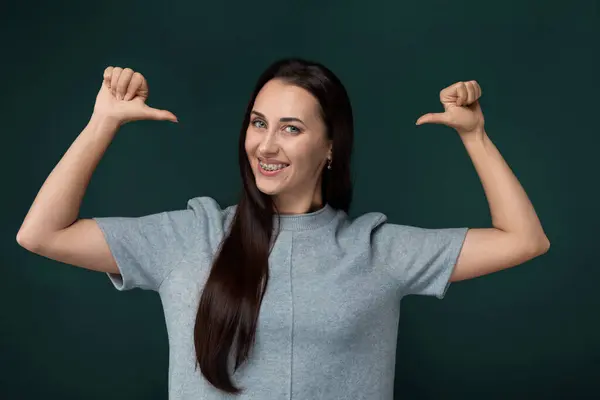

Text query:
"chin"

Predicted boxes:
[[255, 179, 284, 195]]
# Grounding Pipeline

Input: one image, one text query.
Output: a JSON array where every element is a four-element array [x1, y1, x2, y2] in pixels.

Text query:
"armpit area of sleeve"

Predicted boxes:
[[433, 227, 470, 299], [93, 217, 155, 291]]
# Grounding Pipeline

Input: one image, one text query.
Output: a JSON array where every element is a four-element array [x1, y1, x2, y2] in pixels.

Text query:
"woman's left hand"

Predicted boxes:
[[415, 80, 485, 139]]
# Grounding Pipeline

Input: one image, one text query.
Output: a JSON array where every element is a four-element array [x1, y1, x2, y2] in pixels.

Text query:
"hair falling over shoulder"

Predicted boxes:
[[193, 57, 354, 394]]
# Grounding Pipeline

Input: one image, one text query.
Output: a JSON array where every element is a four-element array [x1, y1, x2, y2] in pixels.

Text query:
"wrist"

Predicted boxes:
[[90, 112, 122, 129], [459, 128, 487, 146], [88, 113, 122, 138]]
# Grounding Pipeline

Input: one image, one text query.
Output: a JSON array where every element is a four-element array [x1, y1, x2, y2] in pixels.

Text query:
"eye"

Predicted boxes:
[[251, 119, 266, 129], [284, 125, 302, 134]]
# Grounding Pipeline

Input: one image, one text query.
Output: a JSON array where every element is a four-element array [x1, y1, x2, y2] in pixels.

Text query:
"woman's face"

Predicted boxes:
[[245, 79, 332, 213]]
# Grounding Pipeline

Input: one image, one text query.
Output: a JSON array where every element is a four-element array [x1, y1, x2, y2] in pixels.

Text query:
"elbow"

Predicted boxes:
[[527, 235, 550, 258], [16, 229, 42, 252], [539, 236, 550, 254]]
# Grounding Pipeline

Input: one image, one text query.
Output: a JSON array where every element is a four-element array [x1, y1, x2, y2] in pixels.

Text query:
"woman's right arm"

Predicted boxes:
[[17, 66, 178, 274]]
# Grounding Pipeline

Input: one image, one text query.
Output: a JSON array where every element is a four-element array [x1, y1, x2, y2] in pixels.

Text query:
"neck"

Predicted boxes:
[[273, 189, 324, 215]]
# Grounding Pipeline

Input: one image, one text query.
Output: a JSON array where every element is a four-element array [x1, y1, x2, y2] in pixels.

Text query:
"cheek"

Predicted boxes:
[[288, 142, 326, 172], [245, 130, 257, 158]]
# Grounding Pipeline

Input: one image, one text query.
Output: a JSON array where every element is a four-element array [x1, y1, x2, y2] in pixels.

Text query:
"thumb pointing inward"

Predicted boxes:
[[144, 106, 179, 123], [415, 112, 448, 126]]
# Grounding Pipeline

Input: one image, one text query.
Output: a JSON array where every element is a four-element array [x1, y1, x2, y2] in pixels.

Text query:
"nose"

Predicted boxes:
[[258, 130, 279, 156]]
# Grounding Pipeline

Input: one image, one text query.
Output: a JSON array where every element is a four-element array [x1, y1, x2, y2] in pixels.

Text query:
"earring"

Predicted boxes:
[[327, 158, 332, 170]]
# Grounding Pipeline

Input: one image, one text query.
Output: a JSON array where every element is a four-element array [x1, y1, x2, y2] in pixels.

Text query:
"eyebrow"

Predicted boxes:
[[251, 110, 306, 126]]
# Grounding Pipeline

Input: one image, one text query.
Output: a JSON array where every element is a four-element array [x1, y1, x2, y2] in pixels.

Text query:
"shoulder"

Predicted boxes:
[[337, 210, 389, 235], [330, 210, 393, 247], [185, 196, 237, 234], [186, 196, 236, 219], [347, 211, 389, 229], [337, 209, 449, 245]]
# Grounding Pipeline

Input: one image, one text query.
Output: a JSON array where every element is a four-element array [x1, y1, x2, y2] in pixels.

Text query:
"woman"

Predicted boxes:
[[17, 58, 550, 399]]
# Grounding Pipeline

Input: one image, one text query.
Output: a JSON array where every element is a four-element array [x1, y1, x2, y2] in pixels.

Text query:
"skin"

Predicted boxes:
[[16, 67, 550, 287], [416, 81, 550, 281], [244, 78, 551, 281], [245, 79, 332, 215]]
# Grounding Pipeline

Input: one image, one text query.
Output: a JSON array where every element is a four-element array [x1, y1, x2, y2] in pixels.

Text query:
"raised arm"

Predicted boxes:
[[416, 80, 550, 282], [17, 66, 178, 274]]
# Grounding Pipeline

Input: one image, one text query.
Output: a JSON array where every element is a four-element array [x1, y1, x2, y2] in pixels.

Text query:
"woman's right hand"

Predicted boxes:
[[93, 66, 178, 125]]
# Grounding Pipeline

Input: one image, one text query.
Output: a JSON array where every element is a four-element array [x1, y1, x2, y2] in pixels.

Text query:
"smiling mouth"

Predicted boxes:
[[258, 160, 290, 172]]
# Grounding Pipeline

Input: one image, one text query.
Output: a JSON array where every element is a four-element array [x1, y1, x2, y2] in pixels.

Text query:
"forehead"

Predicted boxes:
[[253, 79, 320, 119]]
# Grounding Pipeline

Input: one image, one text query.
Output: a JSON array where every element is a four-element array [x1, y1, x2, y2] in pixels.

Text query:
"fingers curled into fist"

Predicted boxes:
[[103, 66, 149, 102]]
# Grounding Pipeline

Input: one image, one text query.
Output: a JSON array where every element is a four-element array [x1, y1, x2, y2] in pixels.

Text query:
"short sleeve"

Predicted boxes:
[[93, 196, 227, 292], [372, 219, 469, 299]]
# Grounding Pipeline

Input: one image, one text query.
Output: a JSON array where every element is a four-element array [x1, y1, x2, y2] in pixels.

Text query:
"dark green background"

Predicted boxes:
[[2, 0, 598, 398]]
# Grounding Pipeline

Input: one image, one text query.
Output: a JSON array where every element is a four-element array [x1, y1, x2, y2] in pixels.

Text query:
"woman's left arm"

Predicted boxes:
[[416, 80, 550, 282]]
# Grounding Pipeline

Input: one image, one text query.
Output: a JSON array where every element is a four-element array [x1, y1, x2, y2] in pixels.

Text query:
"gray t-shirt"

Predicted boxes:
[[94, 197, 468, 399]]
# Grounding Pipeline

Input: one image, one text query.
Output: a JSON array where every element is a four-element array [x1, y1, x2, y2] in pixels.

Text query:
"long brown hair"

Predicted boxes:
[[193, 58, 354, 394]]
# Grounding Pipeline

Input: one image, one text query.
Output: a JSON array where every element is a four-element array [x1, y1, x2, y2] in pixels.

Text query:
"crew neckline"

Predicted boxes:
[[275, 204, 337, 231]]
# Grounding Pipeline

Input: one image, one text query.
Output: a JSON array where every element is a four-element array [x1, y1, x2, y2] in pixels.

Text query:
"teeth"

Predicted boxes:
[[259, 161, 288, 171]]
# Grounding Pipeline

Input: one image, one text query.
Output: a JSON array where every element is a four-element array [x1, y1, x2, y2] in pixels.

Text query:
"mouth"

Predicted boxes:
[[258, 159, 290, 176]]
